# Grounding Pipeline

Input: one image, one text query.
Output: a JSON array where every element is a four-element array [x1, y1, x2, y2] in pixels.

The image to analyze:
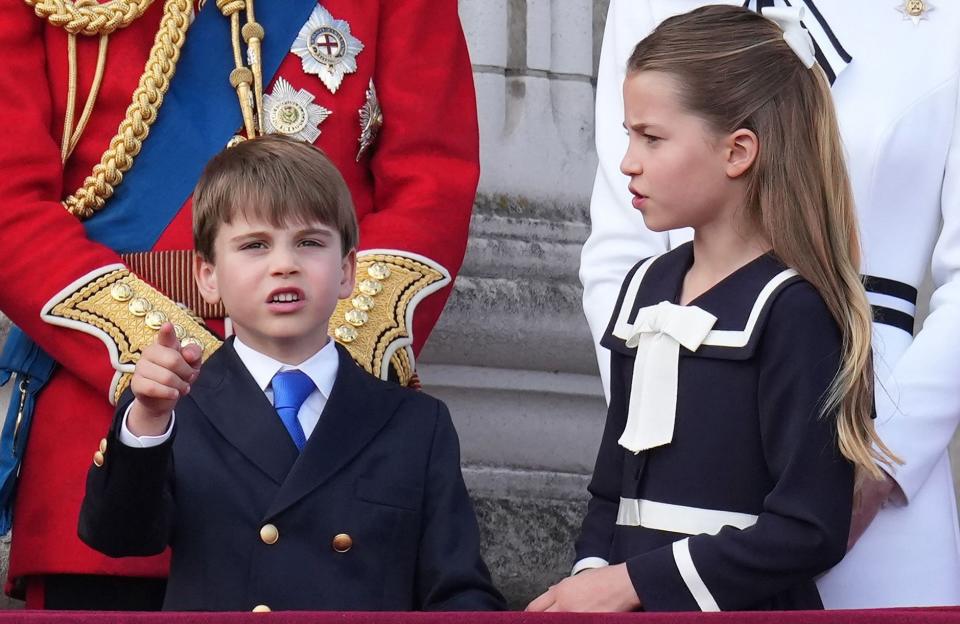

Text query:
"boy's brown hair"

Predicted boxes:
[[193, 134, 358, 261]]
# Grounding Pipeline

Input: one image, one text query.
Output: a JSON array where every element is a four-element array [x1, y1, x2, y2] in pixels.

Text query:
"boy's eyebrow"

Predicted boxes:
[[296, 227, 336, 237], [229, 230, 272, 242], [228, 227, 335, 242]]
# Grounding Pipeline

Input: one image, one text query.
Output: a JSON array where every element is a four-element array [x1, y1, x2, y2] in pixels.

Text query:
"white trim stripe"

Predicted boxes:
[[700, 269, 798, 347], [866, 291, 917, 317], [794, 0, 845, 73], [673, 538, 720, 612], [612, 255, 661, 339], [617, 498, 758, 535]]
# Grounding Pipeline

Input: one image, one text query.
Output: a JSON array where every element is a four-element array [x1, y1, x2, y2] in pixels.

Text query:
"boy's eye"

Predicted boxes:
[[240, 241, 266, 250], [299, 239, 324, 247]]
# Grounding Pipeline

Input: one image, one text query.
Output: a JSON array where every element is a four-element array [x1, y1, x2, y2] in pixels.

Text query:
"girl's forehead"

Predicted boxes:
[[625, 71, 682, 101], [623, 71, 691, 123]]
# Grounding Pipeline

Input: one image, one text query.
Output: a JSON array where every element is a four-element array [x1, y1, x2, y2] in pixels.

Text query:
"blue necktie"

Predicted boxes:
[[271, 370, 314, 452]]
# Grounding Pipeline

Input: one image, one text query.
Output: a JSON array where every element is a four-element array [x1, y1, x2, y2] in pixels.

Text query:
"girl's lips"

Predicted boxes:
[[632, 194, 647, 210]]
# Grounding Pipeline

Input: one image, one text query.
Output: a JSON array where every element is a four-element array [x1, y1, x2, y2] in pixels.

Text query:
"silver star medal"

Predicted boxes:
[[896, 0, 934, 25], [263, 77, 331, 144], [291, 5, 364, 94], [356, 80, 383, 161]]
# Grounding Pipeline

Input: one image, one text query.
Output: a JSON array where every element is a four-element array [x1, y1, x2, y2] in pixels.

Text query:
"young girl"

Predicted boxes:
[[528, 5, 898, 612]]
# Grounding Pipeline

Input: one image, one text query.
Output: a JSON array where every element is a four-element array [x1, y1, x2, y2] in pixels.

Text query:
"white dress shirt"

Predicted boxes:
[[120, 337, 340, 447]]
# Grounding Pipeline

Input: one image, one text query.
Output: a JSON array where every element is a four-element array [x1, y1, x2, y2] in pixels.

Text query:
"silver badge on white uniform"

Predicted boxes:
[[263, 77, 332, 143], [896, 0, 934, 25], [291, 5, 364, 94]]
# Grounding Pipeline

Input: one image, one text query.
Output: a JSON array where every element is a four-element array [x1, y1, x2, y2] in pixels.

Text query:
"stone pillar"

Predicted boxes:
[[416, 0, 610, 607]]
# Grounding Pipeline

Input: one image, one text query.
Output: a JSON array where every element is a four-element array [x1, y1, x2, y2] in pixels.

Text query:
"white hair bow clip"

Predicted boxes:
[[763, 6, 816, 69]]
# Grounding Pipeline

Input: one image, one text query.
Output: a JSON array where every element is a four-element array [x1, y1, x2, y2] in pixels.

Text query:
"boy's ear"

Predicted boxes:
[[338, 248, 357, 300], [724, 128, 759, 179], [194, 253, 221, 304]]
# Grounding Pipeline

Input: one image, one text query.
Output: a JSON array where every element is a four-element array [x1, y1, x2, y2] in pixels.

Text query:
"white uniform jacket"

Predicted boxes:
[[580, 0, 960, 608]]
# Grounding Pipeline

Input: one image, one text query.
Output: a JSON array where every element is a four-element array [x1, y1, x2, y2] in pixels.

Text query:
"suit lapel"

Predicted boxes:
[[266, 344, 402, 518], [188, 338, 299, 485]]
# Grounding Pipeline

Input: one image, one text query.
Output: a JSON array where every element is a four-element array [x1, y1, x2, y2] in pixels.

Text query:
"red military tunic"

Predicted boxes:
[[0, 0, 478, 591]]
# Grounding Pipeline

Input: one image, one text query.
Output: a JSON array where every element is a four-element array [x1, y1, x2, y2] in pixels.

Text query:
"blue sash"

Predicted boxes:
[[0, 0, 317, 534]]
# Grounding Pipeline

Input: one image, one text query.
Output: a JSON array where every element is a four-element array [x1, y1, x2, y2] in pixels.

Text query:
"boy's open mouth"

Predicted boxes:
[[267, 288, 305, 304]]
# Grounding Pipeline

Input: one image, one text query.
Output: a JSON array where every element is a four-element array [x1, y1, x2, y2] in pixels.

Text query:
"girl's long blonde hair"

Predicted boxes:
[[627, 5, 899, 480]]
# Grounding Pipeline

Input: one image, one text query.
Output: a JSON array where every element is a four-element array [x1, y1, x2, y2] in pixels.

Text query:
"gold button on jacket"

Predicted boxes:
[[332, 533, 353, 552], [93, 451, 104, 467], [259, 524, 279, 545], [252, 604, 271, 612]]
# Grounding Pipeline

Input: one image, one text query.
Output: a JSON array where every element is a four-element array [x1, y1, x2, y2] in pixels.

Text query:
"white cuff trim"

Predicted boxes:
[[673, 538, 719, 612]]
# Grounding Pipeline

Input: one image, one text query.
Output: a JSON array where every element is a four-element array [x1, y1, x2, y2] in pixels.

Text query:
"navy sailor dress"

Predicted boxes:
[[575, 242, 854, 611]]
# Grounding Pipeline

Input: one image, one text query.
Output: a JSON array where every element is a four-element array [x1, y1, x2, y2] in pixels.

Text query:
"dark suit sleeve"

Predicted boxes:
[[415, 400, 505, 611], [626, 283, 854, 611], [575, 258, 654, 567], [574, 349, 630, 566], [77, 392, 176, 557]]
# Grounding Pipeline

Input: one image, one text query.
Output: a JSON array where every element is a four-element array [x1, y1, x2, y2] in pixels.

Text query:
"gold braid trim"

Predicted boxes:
[[25, 0, 154, 36], [43, 268, 222, 403], [57, 0, 192, 219], [329, 254, 449, 387]]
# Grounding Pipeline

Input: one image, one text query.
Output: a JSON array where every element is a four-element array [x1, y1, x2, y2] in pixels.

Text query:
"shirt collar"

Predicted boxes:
[[232, 336, 339, 399]]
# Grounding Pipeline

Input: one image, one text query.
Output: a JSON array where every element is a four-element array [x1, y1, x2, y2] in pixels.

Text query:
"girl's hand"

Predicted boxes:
[[848, 470, 901, 551], [525, 563, 642, 612]]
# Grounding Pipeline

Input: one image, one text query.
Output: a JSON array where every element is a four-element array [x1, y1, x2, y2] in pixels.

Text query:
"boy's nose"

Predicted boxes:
[[269, 248, 300, 275]]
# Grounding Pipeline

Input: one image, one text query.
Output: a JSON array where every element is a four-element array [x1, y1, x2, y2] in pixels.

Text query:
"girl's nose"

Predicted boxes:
[[620, 148, 642, 177]]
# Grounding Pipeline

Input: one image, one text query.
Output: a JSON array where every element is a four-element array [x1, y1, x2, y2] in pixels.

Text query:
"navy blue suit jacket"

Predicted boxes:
[[79, 339, 504, 612]]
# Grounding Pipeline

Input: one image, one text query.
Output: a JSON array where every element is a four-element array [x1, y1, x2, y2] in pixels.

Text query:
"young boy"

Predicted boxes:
[[78, 135, 504, 612]]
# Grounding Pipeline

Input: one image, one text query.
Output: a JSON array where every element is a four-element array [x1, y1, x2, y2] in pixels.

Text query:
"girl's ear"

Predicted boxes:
[[194, 254, 221, 305], [725, 128, 759, 179]]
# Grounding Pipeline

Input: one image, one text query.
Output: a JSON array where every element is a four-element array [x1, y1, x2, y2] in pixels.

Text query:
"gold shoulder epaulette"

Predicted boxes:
[[41, 265, 222, 404], [328, 251, 451, 386]]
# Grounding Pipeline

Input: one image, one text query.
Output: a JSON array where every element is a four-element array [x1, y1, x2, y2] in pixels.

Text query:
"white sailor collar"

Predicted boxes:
[[601, 243, 802, 361]]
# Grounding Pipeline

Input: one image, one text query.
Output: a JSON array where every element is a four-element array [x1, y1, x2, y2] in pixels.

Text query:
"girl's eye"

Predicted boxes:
[[644, 134, 661, 144]]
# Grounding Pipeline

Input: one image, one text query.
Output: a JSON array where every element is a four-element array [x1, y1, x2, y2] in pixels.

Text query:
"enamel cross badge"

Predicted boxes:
[[291, 5, 364, 94]]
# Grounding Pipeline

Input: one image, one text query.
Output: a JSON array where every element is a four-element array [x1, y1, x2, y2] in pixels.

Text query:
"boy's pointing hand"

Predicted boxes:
[[128, 323, 203, 437]]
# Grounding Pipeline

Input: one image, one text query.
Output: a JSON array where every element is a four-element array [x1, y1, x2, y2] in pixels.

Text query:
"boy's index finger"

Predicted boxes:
[[155, 322, 181, 350], [181, 343, 203, 369]]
